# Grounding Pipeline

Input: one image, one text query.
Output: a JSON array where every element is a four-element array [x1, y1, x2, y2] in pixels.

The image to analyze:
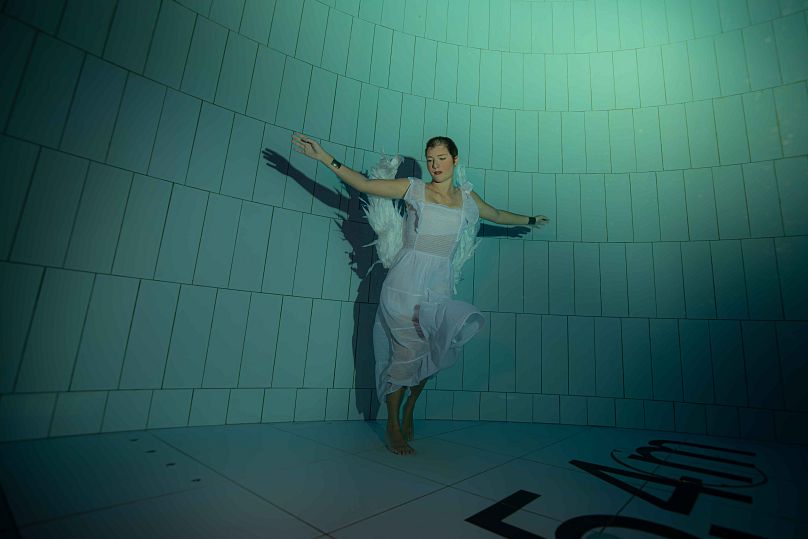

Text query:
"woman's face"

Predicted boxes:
[[425, 145, 458, 183]]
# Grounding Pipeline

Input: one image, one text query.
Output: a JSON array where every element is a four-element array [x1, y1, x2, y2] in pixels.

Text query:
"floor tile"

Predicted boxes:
[[0, 432, 221, 526], [631, 433, 808, 485], [271, 421, 387, 453], [331, 486, 561, 538], [152, 423, 345, 474], [270, 420, 480, 454], [405, 419, 483, 439], [453, 458, 633, 521], [224, 451, 443, 532], [435, 422, 582, 457], [19, 483, 322, 539], [615, 488, 798, 539], [642, 469, 808, 525], [1, 421, 804, 539], [627, 436, 808, 523], [520, 427, 672, 479], [0, 486, 16, 536], [356, 436, 514, 485]]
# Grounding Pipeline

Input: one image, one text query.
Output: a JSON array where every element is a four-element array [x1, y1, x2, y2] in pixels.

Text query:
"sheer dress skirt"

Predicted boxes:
[[373, 252, 484, 402], [373, 178, 485, 402], [373, 279, 484, 401]]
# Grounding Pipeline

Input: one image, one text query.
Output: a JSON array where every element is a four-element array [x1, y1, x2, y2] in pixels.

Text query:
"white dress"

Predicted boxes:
[[373, 178, 486, 401]]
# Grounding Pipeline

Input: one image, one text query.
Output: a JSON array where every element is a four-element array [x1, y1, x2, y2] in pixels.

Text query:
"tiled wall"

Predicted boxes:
[[1, 0, 807, 443]]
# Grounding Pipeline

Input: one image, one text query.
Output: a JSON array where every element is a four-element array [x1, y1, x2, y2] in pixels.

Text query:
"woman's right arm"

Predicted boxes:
[[292, 133, 409, 199]]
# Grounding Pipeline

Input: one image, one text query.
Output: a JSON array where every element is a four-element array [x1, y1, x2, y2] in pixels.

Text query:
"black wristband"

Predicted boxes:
[[330, 158, 342, 169], [528, 216, 536, 225]]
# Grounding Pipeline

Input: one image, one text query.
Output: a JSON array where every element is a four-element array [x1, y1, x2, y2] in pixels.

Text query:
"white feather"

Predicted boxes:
[[362, 154, 404, 269]]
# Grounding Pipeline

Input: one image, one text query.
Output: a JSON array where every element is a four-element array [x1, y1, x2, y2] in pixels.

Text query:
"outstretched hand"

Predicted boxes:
[[292, 133, 330, 162], [531, 215, 550, 228]]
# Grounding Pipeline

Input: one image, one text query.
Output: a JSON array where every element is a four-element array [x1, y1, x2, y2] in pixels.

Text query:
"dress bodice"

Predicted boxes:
[[401, 178, 479, 259]]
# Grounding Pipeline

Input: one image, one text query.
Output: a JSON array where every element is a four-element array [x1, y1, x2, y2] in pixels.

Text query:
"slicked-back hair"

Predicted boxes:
[[425, 136, 458, 158]]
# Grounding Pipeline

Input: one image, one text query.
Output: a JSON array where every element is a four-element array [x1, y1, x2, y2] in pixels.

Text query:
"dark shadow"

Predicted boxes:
[[262, 148, 426, 422], [479, 223, 532, 238]]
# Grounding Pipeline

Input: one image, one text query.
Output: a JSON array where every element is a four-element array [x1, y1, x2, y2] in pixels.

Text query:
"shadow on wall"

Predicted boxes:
[[479, 223, 532, 239], [261, 149, 427, 420]]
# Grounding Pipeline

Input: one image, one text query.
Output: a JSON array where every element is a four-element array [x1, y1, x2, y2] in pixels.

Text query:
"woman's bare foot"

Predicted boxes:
[[386, 424, 414, 455]]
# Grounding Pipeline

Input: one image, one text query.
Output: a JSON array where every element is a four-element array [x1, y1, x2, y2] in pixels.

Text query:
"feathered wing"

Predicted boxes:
[[451, 164, 481, 293], [362, 154, 405, 269]]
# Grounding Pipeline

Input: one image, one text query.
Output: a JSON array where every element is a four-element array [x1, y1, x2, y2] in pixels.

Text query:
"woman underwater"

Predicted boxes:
[[292, 133, 549, 455]]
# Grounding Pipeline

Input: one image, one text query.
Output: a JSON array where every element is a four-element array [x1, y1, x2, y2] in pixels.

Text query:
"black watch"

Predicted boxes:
[[330, 158, 342, 169]]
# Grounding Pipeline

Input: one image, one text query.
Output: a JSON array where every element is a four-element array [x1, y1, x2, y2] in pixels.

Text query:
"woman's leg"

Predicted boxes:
[[377, 292, 428, 454], [402, 377, 428, 441], [386, 387, 414, 455]]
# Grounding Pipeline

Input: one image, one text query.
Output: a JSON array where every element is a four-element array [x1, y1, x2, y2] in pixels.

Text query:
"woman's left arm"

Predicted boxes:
[[470, 191, 550, 227]]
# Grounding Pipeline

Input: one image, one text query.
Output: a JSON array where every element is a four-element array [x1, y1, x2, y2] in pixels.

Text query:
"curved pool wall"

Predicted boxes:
[[0, 0, 806, 443]]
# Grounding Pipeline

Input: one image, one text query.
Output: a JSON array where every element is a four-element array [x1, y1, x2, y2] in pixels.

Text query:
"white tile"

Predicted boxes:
[[641, 448, 808, 523], [332, 486, 561, 538], [20, 483, 322, 539], [613, 429, 808, 487], [615, 488, 797, 538], [271, 420, 484, 454], [694, 435, 808, 486], [227, 452, 442, 532], [356, 437, 513, 485], [0, 431, 223, 526], [271, 420, 387, 452], [435, 422, 582, 457], [3, 421, 805, 539], [404, 419, 483, 439], [152, 423, 345, 474], [521, 427, 678, 478], [453, 458, 632, 521]]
